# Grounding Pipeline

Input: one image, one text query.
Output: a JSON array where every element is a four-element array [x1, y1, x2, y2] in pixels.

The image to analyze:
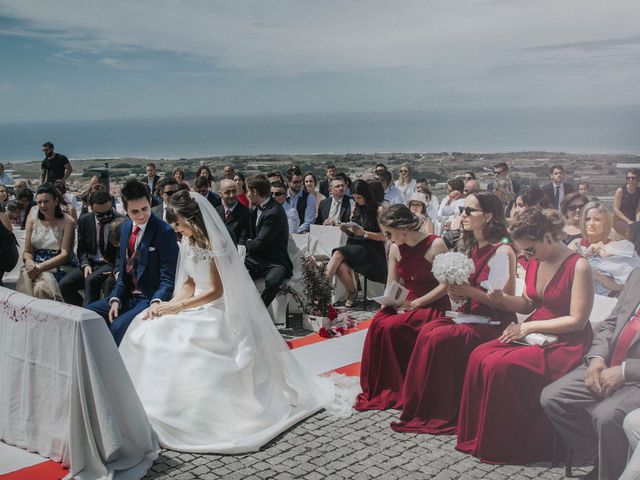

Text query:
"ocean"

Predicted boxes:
[[0, 106, 639, 162]]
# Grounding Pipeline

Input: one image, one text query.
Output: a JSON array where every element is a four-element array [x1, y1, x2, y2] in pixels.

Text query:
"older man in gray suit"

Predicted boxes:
[[541, 268, 640, 480]]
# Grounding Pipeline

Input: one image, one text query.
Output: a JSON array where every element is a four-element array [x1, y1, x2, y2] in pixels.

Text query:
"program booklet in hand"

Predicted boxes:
[[372, 281, 409, 307]]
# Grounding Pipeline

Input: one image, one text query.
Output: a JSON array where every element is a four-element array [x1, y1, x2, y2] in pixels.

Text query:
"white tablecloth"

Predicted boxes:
[[0, 288, 158, 480]]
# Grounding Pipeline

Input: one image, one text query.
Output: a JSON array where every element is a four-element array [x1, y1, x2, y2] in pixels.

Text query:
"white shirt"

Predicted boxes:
[[384, 185, 406, 205]]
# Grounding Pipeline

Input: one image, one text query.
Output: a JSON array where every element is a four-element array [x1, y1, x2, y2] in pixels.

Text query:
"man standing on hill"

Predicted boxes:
[[319, 163, 337, 198], [40, 141, 72, 184], [542, 164, 575, 211], [487, 161, 520, 195]]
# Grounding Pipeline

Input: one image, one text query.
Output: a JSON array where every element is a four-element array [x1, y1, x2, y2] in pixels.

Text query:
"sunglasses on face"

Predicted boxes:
[[94, 209, 113, 218], [400, 169, 409, 173], [568, 204, 585, 212], [517, 244, 537, 257], [459, 206, 483, 216], [628, 176, 639, 181], [163, 189, 177, 196], [271, 191, 286, 197], [493, 170, 504, 175]]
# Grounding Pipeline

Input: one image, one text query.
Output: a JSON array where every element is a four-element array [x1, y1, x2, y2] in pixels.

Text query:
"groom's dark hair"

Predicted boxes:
[[121, 179, 151, 210], [246, 174, 270, 197]]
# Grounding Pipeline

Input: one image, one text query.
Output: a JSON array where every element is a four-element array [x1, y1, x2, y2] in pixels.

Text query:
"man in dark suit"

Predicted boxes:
[[244, 174, 292, 307], [542, 164, 575, 211], [216, 178, 250, 246], [151, 177, 179, 222], [541, 268, 640, 480], [316, 177, 353, 225], [86, 179, 179, 345], [59, 190, 123, 306], [318, 163, 337, 198], [194, 176, 221, 208]]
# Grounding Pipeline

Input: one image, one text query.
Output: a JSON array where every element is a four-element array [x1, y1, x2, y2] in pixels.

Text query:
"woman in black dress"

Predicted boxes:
[[326, 180, 387, 307], [613, 167, 640, 237]]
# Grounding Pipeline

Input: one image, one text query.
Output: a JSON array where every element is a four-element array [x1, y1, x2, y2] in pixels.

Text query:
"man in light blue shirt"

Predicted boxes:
[[286, 166, 315, 233], [0, 164, 14, 186]]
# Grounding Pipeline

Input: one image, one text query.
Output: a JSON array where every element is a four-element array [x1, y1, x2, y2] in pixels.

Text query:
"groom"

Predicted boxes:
[[244, 174, 292, 307], [87, 179, 179, 345]]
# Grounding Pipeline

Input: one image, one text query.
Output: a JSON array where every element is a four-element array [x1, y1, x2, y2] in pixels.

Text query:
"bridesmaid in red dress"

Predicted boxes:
[[391, 191, 517, 433], [456, 207, 594, 464], [354, 204, 450, 411]]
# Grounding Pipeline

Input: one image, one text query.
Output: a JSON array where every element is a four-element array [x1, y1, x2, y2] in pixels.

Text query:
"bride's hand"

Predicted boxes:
[[143, 302, 162, 320], [154, 301, 183, 317]]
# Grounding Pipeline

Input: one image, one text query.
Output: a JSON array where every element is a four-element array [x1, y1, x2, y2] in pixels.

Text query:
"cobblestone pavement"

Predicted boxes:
[[143, 304, 592, 480]]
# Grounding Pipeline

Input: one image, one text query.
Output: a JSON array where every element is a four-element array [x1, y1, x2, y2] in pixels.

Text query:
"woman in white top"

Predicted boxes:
[[395, 162, 416, 198]]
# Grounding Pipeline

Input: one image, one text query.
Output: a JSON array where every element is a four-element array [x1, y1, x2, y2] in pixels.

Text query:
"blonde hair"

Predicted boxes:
[[580, 201, 613, 244]]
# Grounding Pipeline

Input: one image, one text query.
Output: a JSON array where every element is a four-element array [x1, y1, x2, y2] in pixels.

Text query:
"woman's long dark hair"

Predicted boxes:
[[459, 191, 511, 254], [352, 179, 379, 217], [36, 183, 64, 219]]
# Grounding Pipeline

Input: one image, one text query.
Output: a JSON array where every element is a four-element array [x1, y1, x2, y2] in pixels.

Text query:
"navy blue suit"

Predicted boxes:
[[87, 214, 179, 345]]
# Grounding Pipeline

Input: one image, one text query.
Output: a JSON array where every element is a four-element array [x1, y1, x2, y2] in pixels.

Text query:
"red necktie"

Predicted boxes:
[[127, 225, 140, 257], [225, 209, 232, 222], [610, 313, 640, 366]]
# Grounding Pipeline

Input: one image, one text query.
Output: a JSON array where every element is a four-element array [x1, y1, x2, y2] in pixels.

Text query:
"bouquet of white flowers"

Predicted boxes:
[[432, 252, 475, 285]]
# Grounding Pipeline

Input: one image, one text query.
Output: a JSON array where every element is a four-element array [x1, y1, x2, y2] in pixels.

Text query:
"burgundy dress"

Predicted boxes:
[[456, 253, 593, 464], [391, 243, 515, 433], [354, 235, 450, 411]]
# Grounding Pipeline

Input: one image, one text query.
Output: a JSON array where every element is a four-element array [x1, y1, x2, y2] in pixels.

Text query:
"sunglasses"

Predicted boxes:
[[517, 244, 537, 257], [400, 169, 409, 173], [627, 176, 639, 180], [163, 189, 177, 196], [568, 204, 585, 212], [271, 191, 286, 197], [94, 209, 113, 218], [459, 206, 483, 216], [493, 170, 504, 175]]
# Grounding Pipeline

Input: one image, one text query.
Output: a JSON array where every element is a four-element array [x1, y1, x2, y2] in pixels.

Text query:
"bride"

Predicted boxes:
[[119, 190, 345, 453]]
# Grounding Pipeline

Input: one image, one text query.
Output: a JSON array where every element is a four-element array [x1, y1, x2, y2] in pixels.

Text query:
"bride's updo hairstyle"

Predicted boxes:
[[378, 204, 422, 231], [509, 207, 565, 243], [166, 190, 211, 250]]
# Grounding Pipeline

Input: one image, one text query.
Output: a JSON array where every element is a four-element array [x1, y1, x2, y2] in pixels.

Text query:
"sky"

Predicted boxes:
[[0, 0, 639, 122]]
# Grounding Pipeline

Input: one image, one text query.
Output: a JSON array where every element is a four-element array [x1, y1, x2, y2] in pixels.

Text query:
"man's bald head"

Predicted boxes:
[[464, 179, 480, 194], [219, 179, 238, 208]]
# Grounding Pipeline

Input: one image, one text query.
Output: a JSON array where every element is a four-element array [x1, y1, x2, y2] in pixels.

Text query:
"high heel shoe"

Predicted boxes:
[[345, 290, 358, 308]]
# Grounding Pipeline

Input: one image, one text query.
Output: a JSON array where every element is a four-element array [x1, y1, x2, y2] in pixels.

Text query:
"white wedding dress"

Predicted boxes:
[[119, 193, 354, 454]]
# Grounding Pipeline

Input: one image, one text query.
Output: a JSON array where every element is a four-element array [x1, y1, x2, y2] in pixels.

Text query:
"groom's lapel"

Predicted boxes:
[[136, 217, 158, 278]]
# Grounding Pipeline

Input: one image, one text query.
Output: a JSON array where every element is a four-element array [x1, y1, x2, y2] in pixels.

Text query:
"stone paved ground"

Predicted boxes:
[[143, 302, 592, 480]]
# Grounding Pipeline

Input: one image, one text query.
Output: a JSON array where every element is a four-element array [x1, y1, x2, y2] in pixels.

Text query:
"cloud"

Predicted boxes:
[[526, 34, 640, 52]]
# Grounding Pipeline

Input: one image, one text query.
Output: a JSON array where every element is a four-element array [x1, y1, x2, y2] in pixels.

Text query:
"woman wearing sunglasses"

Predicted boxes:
[[391, 191, 516, 435], [354, 204, 450, 412], [456, 207, 594, 464], [394, 162, 416, 198], [574, 201, 640, 297], [613, 168, 640, 237], [560, 192, 589, 246]]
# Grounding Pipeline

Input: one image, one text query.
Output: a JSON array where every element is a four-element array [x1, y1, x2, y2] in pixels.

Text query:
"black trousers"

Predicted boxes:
[[59, 263, 115, 306], [245, 256, 290, 307]]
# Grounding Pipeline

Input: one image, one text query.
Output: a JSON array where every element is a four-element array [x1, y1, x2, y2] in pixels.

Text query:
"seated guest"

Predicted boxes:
[[173, 167, 191, 190], [456, 207, 594, 464], [233, 172, 250, 207], [326, 179, 387, 308], [15, 187, 36, 229], [368, 179, 387, 207], [266, 171, 285, 186], [621, 409, 640, 480], [315, 177, 352, 226], [577, 180, 591, 197], [613, 168, 640, 237], [286, 166, 316, 233], [195, 164, 216, 191], [542, 267, 640, 480], [194, 175, 222, 208], [376, 169, 405, 205], [438, 177, 465, 229], [86, 179, 179, 345], [17, 183, 76, 301], [59, 191, 123, 306], [0, 185, 9, 212], [216, 178, 250, 246], [53, 180, 78, 222], [0, 210, 17, 286], [573, 201, 640, 297], [152, 177, 179, 222], [391, 191, 516, 433], [244, 174, 293, 307], [335, 172, 353, 196], [560, 192, 589, 245], [355, 205, 450, 411], [395, 162, 417, 198], [304, 172, 326, 216], [326, 180, 387, 308], [406, 192, 434, 234], [272, 181, 299, 234], [80, 181, 106, 215], [416, 178, 439, 223]]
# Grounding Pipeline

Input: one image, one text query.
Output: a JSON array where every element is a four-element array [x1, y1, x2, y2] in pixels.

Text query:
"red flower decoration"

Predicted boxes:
[[318, 327, 333, 338], [326, 304, 339, 321], [335, 326, 347, 336]]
